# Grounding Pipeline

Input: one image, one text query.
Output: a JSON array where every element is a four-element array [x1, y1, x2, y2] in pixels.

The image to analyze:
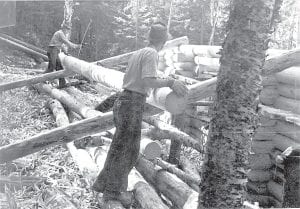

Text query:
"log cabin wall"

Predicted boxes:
[[248, 66, 300, 208]]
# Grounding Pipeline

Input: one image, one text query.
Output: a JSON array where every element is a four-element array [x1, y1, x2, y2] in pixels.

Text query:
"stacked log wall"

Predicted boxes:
[[248, 66, 300, 208]]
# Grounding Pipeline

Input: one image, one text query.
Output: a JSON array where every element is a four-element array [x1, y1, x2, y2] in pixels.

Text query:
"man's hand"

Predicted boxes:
[[170, 80, 188, 97]]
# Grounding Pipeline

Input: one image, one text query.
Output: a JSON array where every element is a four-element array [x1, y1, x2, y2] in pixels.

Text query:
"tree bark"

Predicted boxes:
[[198, 0, 282, 208]]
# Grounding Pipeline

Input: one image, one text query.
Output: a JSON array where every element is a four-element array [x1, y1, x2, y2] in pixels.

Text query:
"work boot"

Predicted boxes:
[[103, 191, 133, 208]]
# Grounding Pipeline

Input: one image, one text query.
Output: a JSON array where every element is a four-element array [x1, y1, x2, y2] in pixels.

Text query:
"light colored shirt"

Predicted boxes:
[[123, 47, 158, 95], [49, 30, 69, 49]]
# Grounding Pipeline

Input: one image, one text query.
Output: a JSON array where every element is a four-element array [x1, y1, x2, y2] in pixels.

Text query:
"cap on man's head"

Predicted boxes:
[[61, 22, 71, 30], [149, 22, 168, 44]]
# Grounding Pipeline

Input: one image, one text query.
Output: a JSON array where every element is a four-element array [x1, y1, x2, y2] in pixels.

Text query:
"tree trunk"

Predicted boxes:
[[198, 0, 282, 208]]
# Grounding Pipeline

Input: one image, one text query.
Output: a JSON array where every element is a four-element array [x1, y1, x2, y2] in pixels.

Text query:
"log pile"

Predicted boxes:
[[247, 66, 300, 207]]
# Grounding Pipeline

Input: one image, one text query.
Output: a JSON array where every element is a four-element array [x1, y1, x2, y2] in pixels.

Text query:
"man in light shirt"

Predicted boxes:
[[45, 23, 80, 88], [92, 22, 188, 207]]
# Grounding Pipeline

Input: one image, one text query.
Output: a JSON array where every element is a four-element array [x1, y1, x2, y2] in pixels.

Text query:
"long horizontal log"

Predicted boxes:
[[274, 96, 300, 115], [0, 70, 73, 92], [262, 48, 300, 76], [0, 33, 47, 55], [95, 36, 188, 67], [0, 36, 48, 61], [0, 112, 114, 163], [277, 83, 300, 100], [275, 121, 300, 143], [275, 66, 300, 85], [135, 157, 198, 209]]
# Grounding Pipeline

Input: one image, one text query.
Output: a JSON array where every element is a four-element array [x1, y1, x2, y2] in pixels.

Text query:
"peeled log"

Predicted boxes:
[[0, 112, 114, 163], [35, 83, 103, 118], [274, 96, 300, 115], [135, 157, 198, 209], [187, 77, 217, 103], [142, 117, 203, 152], [249, 154, 272, 170], [262, 75, 278, 86], [251, 141, 274, 154], [0, 33, 47, 55], [178, 45, 221, 58], [247, 170, 271, 182], [262, 48, 300, 76], [173, 62, 197, 71], [277, 83, 300, 100], [275, 121, 300, 143], [194, 56, 219, 68], [0, 36, 48, 61], [267, 180, 284, 202], [275, 66, 300, 85], [88, 146, 168, 209], [171, 52, 195, 62], [253, 126, 276, 141], [273, 133, 300, 152], [0, 70, 73, 92], [154, 158, 200, 192], [48, 99, 99, 183], [259, 86, 278, 105]]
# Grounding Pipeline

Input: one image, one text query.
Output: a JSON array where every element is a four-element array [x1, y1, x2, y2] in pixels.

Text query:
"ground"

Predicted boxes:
[[0, 46, 103, 209]]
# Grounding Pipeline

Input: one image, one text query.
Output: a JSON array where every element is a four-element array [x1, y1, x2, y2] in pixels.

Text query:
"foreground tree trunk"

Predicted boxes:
[[198, 0, 282, 208]]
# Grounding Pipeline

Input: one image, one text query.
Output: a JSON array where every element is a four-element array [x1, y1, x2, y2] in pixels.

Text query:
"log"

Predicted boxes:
[[178, 45, 221, 58], [262, 75, 278, 86], [253, 126, 276, 141], [135, 157, 198, 209], [259, 104, 300, 126], [249, 154, 272, 170], [251, 141, 274, 154], [259, 86, 278, 105], [0, 33, 47, 55], [95, 36, 188, 67], [142, 116, 203, 152], [246, 181, 268, 194], [179, 156, 201, 181], [275, 66, 300, 85], [187, 77, 217, 103], [134, 181, 169, 209], [277, 83, 300, 100], [267, 180, 284, 202], [169, 73, 199, 85], [275, 121, 300, 143], [0, 112, 114, 163], [274, 96, 300, 115], [154, 158, 200, 191], [273, 133, 300, 152], [262, 48, 300, 76], [185, 126, 205, 141], [35, 83, 103, 118], [0, 70, 73, 92], [88, 146, 168, 209], [247, 170, 271, 182], [171, 52, 195, 62], [173, 62, 197, 71], [259, 117, 277, 127], [48, 99, 99, 183], [189, 100, 213, 106], [175, 69, 195, 78], [0, 36, 48, 61], [194, 56, 219, 68]]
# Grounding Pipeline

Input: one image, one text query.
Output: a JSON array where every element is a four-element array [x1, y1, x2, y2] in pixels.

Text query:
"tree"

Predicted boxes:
[[198, 0, 282, 208]]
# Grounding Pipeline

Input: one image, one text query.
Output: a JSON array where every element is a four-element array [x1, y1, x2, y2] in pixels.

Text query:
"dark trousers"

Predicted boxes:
[[92, 90, 146, 193], [46, 46, 66, 87]]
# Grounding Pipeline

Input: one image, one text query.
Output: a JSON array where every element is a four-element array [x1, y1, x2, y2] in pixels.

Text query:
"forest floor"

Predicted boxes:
[[0, 46, 106, 209]]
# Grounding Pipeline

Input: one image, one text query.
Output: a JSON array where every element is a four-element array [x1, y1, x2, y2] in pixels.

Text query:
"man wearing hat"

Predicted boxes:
[[92, 22, 188, 207], [45, 23, 80, 87]]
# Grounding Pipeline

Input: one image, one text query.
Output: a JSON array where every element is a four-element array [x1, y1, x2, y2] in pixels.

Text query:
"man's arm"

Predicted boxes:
[[143, 77, 188, 97], [59, 32, 79, 49]]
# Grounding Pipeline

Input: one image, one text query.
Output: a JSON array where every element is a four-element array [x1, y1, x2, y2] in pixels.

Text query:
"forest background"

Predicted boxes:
[[1, 0, 299, 62]]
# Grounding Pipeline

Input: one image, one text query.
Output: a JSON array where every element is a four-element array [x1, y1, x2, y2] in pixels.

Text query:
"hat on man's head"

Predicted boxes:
[[61, 22, 71, 30], [148, 22, 168, 44]]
